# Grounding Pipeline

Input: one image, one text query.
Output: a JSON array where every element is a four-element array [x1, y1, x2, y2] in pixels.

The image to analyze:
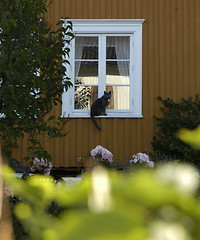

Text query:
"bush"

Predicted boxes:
[[152, 94, 200, 167]]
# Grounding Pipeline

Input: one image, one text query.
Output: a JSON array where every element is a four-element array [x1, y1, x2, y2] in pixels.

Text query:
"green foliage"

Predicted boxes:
[[178, 125, 200, 150], [3, 164, 200, 240], [0, 0, 73, 162], [74, 80, 91, 109], [152, 94, 200, 167]]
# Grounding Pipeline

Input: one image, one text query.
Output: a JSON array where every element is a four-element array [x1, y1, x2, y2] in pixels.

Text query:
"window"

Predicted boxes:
[[62, 19, 145, 118]]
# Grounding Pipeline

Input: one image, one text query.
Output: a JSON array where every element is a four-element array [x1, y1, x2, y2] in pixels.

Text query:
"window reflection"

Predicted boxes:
[[106, 37, 130, 59], [74, 37, 99, 110], [106, 36, 130, 110], [75, 37, 98, 59], [74, 86, 98, 110], [106, 61, 130, 85], [75, 61, 98, 85]]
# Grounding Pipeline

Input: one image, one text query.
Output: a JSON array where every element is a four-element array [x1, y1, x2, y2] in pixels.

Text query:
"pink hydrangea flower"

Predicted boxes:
[[91, 145, 113, 164], [130, 152, 154, 168], [31, 157, 52, 175], [102, 149, 113, 163], [33, 157, 41, 166], [91, 149, 99, 158]]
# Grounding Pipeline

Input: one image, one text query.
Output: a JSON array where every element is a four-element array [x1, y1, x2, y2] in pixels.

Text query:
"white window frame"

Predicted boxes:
[[62, 19, 145, 118]]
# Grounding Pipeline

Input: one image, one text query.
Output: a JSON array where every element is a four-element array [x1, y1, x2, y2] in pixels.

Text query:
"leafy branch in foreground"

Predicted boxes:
[[3, 165, 200, 240]]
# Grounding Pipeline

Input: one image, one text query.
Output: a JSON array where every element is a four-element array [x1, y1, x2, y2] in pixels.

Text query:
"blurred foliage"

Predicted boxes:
[[178, 125, 200, 150], [3, 164, 200, 240], [152, 94, 200, 167], [0, 0, 73, 164]]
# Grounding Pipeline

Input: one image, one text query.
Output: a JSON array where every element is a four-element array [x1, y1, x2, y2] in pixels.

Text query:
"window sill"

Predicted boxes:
[[61, 113, 143, 119]]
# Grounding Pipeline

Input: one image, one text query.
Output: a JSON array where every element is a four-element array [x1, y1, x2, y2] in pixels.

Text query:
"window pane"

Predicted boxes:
[[75, 61, 98, 85], [75, 37, 98, 59], [106, 61, 130, 85], [74, 86, 98, 110], [106, 86, 130, 110], [106, 36, 130, 59]]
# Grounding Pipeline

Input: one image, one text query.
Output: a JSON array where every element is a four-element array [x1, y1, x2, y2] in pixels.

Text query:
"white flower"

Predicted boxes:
[[149, 221, 190, 240], [156, 164, 199, 193], [88, 166, 112, 212]]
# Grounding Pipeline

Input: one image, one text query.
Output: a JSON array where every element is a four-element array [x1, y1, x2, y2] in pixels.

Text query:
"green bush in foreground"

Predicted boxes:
[[3, 164, 200, 240]]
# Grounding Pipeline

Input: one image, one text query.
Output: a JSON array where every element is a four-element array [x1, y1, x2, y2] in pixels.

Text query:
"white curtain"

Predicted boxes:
[[75, 36, 98, 82], [107, 36, 130, 82], [114, 36, 130, 82], [107, 37, 130, 109], [74, 37, 98, 109]]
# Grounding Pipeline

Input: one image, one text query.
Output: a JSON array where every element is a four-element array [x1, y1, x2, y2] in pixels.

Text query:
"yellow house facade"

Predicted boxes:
[[13, 0, 200, 168]]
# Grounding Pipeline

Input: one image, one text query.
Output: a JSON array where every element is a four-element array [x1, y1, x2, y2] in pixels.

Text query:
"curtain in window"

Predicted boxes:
[[113, 37, 130, 81], [106, 37, 130, 109], [75, 37, 98, 82], [106, 36, 130, 82], [74, 37, 98, 109]]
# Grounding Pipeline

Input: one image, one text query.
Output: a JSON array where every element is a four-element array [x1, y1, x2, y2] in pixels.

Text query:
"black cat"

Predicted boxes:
[[90, 91, 111, 130]]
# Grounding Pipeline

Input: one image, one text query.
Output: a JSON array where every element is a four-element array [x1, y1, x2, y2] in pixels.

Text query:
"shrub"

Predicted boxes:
[[152, 94, 200, 167]]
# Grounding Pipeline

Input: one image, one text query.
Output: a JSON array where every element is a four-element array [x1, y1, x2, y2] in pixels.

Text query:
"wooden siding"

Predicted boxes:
[[13, 0, 200, 167]]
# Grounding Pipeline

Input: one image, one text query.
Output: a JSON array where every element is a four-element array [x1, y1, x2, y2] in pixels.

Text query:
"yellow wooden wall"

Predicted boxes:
[[13, 0, 200, 167]]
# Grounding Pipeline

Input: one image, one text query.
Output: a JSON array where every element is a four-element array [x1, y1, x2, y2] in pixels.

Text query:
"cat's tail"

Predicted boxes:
[[91, 115, 101, 131]]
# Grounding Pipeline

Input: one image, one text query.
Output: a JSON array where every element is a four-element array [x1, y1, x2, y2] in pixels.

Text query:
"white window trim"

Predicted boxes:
[[62, 19, 145, 118]]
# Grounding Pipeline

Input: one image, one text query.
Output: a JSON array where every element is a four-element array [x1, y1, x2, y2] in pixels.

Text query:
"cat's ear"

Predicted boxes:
[[109, 91, 111, 94], [104, 91, 106, 94]]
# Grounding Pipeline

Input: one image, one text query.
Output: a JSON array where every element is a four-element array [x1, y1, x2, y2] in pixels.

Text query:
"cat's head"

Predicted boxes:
[[103, 91, 111, 100]]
